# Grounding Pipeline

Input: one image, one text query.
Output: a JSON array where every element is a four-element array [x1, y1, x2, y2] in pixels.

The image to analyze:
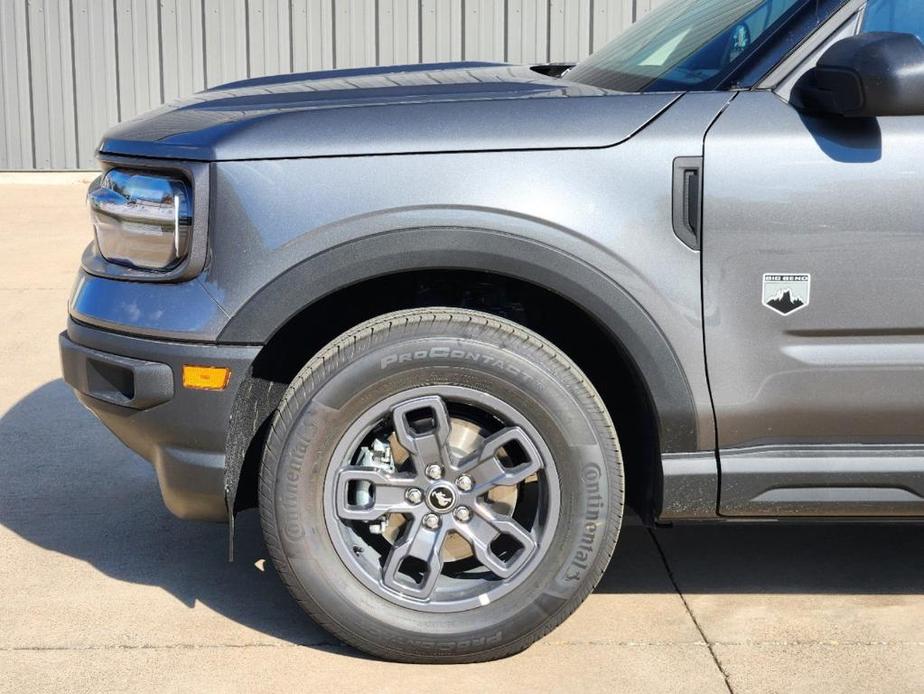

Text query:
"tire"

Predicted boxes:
[[259, 308, 623, 663]]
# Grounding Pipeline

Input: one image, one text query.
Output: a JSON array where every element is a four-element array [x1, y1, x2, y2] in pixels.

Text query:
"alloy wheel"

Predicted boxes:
[[324, 386, 561, 612]]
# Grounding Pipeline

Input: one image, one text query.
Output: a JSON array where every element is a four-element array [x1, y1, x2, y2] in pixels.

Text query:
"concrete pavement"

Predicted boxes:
[[1, 181, 923, 693]]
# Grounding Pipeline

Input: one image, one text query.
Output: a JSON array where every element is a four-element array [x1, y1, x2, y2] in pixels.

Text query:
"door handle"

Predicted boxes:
[[672, 156, 703, 250]]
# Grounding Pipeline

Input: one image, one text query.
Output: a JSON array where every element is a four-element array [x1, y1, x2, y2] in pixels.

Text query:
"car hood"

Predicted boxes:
[[99, 62, 680, 161]]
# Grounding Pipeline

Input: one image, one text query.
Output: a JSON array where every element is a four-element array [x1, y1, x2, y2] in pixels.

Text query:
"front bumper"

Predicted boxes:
[[60, 319, 260, 521]]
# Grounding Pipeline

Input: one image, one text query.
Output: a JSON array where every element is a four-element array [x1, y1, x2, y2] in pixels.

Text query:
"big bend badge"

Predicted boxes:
[[762, 273, 810, 316]]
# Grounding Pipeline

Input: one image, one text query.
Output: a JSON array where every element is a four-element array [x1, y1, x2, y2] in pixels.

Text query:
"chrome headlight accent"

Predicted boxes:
[[88, 169, 193, 271]]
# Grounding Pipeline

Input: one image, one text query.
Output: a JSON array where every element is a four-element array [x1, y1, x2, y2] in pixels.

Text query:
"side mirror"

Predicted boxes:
[[792, 32, 924, 117]]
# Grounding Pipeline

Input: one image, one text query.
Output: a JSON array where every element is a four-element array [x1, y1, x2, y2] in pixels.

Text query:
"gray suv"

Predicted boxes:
[[58, 0, 924, 663]]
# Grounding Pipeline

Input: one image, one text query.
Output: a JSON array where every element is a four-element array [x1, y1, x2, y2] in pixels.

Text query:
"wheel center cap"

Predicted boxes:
[[426, 484, 457, 513]]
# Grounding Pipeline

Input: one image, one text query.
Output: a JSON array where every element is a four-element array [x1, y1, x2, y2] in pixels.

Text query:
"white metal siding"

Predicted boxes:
[[1, 0, 667, 169]]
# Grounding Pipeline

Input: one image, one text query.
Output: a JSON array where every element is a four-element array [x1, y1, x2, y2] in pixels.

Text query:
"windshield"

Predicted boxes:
[[567, 0, 834, 92]]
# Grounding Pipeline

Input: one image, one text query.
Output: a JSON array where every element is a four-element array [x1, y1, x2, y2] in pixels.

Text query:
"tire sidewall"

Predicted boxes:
[[263, 314, 622, 658]]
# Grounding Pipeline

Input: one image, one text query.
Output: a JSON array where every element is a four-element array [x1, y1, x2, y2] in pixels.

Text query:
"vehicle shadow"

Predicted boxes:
[[2, 380, 923, 650], [599, 516, 924, 596], [0, 379, 327, 648]]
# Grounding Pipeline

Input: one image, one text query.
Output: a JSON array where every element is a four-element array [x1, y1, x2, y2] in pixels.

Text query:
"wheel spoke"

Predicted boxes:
[[458, 426, 542, 490], [391, 395, 453, 474], [381, 517, 447, 599], [334, 467, 417, 521], [456, 505, 538, 578]]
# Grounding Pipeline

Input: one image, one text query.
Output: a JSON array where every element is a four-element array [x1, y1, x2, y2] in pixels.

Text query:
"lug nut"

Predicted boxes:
[[425, 464, 443, 480], [453, 506, 472, 523], [455, 474, 473, 492], [405, 488, 422, 504], [422, 513, 440, 530]]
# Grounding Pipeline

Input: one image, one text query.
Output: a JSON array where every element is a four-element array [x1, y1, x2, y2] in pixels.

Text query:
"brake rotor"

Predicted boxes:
[[380, 417, 518, 562]]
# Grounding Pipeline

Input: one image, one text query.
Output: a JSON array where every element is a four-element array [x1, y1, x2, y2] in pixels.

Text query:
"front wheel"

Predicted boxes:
[[259, 308, 623, 663]]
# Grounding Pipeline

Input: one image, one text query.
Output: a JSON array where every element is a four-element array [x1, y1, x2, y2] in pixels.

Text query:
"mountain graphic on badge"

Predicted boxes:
[[762, 274, 810, 316], [766, 289, 805, 315]]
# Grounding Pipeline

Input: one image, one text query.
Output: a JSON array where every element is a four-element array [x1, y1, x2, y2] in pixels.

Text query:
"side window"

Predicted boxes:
[[862, 0, 924, 41]]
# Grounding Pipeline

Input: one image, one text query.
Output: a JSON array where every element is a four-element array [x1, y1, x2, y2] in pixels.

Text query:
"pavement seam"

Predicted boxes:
[[710, 640, 924, 647], [648, 527, 735, 694], [545, 639, 924, 647], [7, 640, 924, 653]]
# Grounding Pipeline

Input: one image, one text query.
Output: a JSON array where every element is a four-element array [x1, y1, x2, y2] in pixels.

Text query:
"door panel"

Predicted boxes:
[[703, 90, 924, 450]]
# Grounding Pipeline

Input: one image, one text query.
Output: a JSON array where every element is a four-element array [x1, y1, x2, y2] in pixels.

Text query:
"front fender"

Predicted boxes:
[[218, 221, 698, 454]]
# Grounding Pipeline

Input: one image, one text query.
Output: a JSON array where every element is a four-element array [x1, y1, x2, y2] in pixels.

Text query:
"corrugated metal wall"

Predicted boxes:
[[0, 0, 667, 170]]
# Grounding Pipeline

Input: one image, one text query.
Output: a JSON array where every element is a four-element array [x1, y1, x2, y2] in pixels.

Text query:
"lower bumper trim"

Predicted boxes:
[[60, 321, 260, 522]]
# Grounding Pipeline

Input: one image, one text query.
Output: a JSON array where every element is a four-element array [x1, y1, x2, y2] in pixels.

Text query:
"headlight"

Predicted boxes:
[[87, 169, 192, 271]]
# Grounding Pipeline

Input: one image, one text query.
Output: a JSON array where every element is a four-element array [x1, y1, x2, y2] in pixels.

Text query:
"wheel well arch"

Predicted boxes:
[[228, 269, 674, 524], [223, 227, 698, 524]]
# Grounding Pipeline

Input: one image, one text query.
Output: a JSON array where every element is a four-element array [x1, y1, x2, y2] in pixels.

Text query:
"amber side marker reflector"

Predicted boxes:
[[182, 365, 231, 391]]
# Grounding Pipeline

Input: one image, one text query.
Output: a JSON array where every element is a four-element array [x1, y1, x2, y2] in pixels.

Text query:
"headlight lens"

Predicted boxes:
[[87, 169, 192, 271]]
